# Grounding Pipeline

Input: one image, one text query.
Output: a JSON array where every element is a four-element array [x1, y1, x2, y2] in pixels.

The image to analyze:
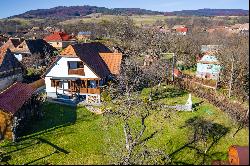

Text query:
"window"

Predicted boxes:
[[68, 61, 84, 69], [207, 65, 212, 69]]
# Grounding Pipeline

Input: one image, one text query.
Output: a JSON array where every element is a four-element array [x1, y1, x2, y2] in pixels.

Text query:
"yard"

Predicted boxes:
[[0, 85, 248, 165]]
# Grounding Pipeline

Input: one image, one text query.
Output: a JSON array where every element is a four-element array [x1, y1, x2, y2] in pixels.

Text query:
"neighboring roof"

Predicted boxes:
[[172, 25, 186, 29], [78, 31, 91, 35], [15, 39, 57, 57], [44, 32, 72, 42], [0, 38, 22, 52], [0, 48, 23, 73], [0, 82, 35, 115], [10, 38, 22, 47], [99, 53, 123, 75], [198, 55, 220, 65], [176, 27, 188, 33]]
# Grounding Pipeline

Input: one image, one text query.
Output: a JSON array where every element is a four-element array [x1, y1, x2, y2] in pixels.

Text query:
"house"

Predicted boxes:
[[0, 47, 25, 91], [196, 45, 221, 80], [44, 42, 122, 104], [175, 27, 188, 35], [0, 82, 43, 141], [44, 31, 76, 50], [1, 38, 23, 52], [172, 25, 188, 35], [77, 31, 92, 41], [12, 39, 58, 68], [196, 55, 221, 80]]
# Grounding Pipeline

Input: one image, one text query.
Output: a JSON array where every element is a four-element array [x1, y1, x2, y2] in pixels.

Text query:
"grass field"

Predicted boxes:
[[0, 85, 248, 165], [59, 14, 169, 26]]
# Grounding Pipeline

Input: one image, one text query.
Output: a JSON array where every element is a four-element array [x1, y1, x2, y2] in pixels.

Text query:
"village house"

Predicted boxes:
[[0, 47, 25, 91], [77, 31, 92, 41], [196, 45, 221, 80], [44, 31, 76, 50], [172, 25, 188, 35], [44, 42, 122, 104], [0, 82, 44, 141], [12, 39, 58, 68], [1, 38, 24, 52]]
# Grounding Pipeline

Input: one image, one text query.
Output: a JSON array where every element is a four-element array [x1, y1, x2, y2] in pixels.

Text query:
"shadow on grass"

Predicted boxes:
[[18, 102, 77, 141], [166, 116, 229, 165], [151, 87, 187, 101], [1, 137, 70, 165]]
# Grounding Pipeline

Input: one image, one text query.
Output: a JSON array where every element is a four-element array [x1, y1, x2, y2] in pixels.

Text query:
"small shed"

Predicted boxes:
[[0, 82, 42, 141]]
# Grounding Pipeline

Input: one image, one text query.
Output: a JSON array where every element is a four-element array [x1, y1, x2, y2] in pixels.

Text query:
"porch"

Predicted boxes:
[[49, 77, 102, 104]]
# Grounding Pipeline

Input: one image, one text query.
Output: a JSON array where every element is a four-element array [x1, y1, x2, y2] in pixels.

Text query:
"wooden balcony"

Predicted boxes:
[[79, 88, 101, 94], [68, 68, 85, 76]]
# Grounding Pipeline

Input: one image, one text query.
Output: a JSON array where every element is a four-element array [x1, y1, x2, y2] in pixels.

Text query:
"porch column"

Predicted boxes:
[[85, 80, 88, 93], [62, 80, 65, 94]]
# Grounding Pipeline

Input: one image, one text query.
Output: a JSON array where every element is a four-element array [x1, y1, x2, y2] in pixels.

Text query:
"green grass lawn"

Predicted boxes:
[[0, 85, 248, 165]]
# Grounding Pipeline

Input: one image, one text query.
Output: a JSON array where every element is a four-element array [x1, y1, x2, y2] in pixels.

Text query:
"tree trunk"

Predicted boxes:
[[228, 58, 234, 98]]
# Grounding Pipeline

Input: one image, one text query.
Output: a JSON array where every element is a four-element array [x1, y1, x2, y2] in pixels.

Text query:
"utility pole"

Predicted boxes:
[[228, 57, 234, 98]]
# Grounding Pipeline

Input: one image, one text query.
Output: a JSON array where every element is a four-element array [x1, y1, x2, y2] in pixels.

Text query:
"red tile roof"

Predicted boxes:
[[0, 82, 35, 115], [44, 32, 72, 42], [99, 53, 123, 75], [176, 27, 188, 33]]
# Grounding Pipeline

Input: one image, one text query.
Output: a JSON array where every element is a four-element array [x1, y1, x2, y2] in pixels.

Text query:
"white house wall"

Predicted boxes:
[[45, 56, 99, 94], [46, 57, 99, 78]]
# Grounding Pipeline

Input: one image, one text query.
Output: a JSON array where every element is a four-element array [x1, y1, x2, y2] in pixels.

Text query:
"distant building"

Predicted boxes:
[[0, 47, 25, 91], [1, 38, 24, 52], [196, 55, 221, 80], [196, 45, 221, 80], [172, 25, 188, 35], [12, 39, 58, 68], [77, 31, 92, 41], [44, 32, 76, 50]]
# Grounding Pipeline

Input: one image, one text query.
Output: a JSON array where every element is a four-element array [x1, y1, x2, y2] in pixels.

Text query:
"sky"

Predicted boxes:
[[0, 0, 249, 18]]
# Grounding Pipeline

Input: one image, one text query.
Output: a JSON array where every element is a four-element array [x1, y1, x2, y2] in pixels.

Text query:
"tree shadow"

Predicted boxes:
[[0, 137, 70, 165], [192, 101, 204, 111], [23, 150, 58, 165], [166, 117, 230, 165], [152, 87, 187, 101], [18, 102, 77, 141]]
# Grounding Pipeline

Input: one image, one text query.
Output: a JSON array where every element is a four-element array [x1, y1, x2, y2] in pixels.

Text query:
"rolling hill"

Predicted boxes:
[[9, 6, 249, 19]]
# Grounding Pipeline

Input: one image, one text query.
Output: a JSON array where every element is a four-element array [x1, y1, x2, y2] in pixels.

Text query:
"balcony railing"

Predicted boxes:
[[68, 68, 85, 76], [79, 88, 101, 94]]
